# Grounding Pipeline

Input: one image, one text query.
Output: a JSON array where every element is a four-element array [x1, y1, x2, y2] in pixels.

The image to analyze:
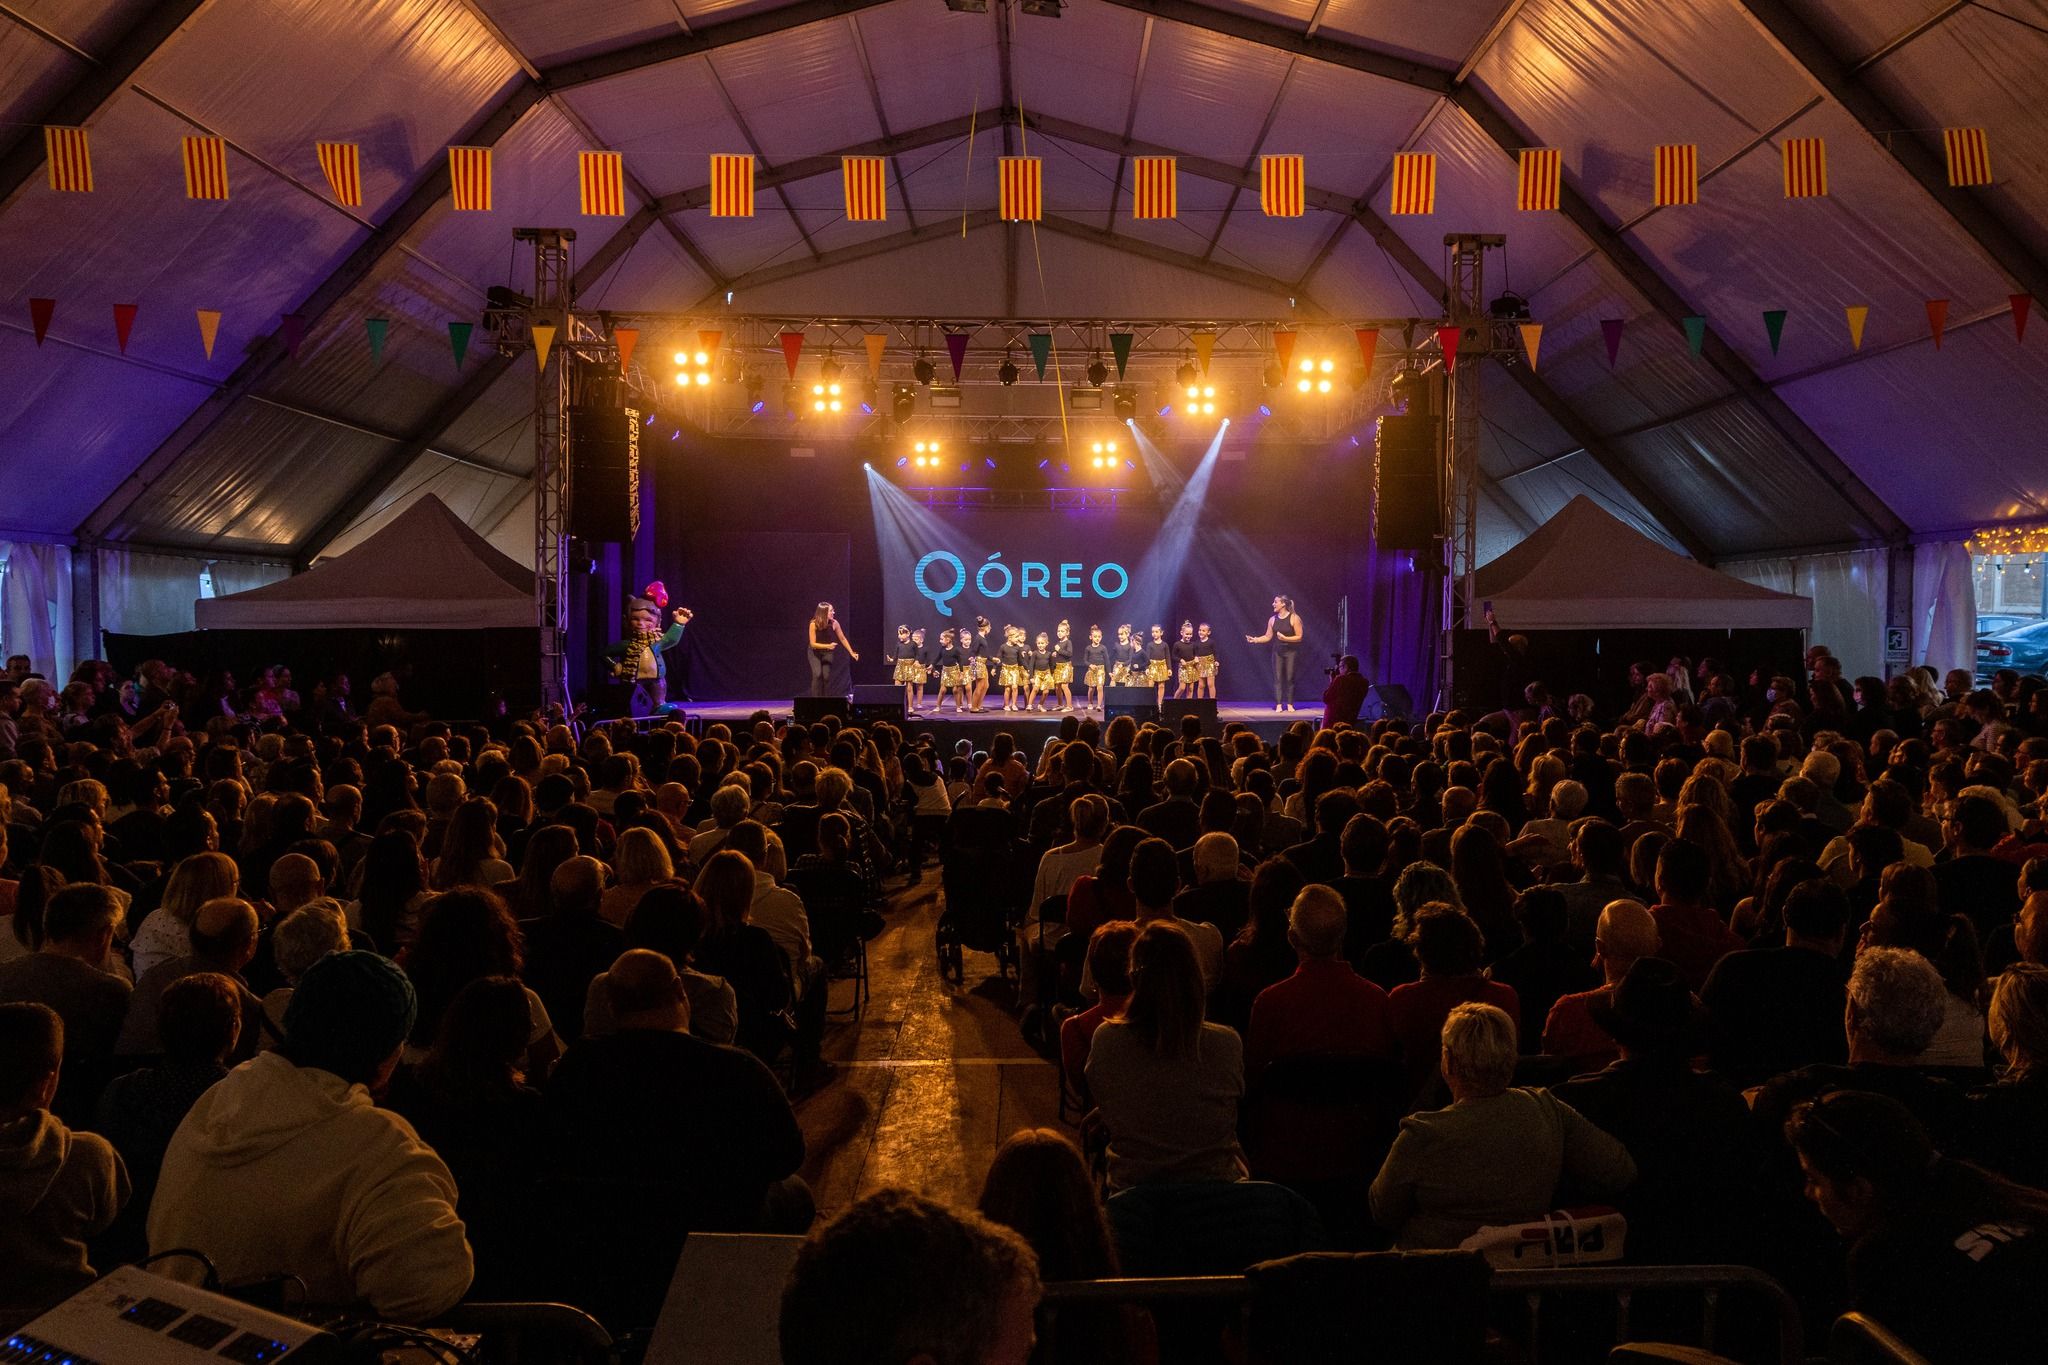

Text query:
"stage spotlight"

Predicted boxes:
[[1111, 384, 1137, 421], [1258, 404, 1271, 417], [1316, 378, 1333, 394], [1175, 359, 1198, 387], [719, 352, 745, 383], [862, 461, 871, 469], [821, 354, 843, 382], [746, 374, 764, 403], [1489, 291, 1531, 322], [1087, 354, 1109, 387], [644, 412, 656, 426], [1019, 0, 1061, 14], [1319, 358, 1335, 375], [861, 380, 879, 410], [943, 0, 987, 10], [985, 457, 997, 469], [751, 400, 766, 413], [1263, 361, 1284, 388], [1038, 458, 1049, 469], [999, 353, 1020, 386], [913, 354, 936, 385], [782, 381, 801, 415], [897, 456, 909, 467], [1298, 359, 1314, 374], [892, 384, 916, 423], [1295, 378, 1311, 393]]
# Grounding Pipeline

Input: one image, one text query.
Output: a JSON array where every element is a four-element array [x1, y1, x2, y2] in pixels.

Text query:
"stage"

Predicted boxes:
[[674, 697, 1323, 745]]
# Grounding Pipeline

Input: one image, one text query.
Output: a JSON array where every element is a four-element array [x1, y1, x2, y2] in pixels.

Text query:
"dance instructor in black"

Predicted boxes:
[[1245, 594, 1304, 711], [806, 602, 859, 696]]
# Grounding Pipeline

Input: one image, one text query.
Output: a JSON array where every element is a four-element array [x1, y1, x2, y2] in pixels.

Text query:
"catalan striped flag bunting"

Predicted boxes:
[[1519, 323, 1543, 370], [1782, 138, 1827, 198], [710, 154, 755, 217], [182, 136, 230, 200], [195, 309, 221, 360], [1944, 127, 1992, 187], [1261, 155, 1306, 217], [843, 156, 887, 221], [316, 142, 361, 207], [578, 152, 624, 216], [1516, 148, 1561, 211], [448, 147, 492, 211], [1387, 153, 1434, 216], [999, 157, 1042, 221], [1845, 305, 1869, 351], [1131, 156, 1176, 219], [43, 127, 93, 192], [1652, 144, 1697, 207]]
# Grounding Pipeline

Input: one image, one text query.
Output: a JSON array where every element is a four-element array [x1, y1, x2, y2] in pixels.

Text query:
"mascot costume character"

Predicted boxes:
[[604, 581, 691, 716]]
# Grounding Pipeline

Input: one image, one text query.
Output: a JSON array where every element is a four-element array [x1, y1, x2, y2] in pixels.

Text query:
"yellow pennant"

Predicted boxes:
[[1845, 305, 1869, 351], [196, 309, 222, 360], [1191, 333, 1216, 376], [1519, 323, 1543, 371], [864, 332, 887, 380], [531, 324, 557, 371]]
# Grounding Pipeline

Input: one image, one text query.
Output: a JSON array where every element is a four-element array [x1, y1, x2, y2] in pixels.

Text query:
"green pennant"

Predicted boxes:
[[1108, 332, 1134, 380], [448, 320, 473, 370], [366, 317, 388, 366], [1762, 309, 1787, 356], [1027, 332, 1052, 380], [1681, 315, 1707, 356]]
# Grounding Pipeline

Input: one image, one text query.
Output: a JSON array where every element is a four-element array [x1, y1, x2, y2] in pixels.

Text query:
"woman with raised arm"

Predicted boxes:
[[805, 602, 858, 698], [1245, 594, 1304, 712]]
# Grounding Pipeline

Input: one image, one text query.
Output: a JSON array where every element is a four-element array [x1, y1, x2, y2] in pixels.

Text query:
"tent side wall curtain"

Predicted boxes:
[[1722, 550, 1887, 681], [96, 548, 292, 641], [1911, 541, 1977, 677], [0, 543, 76, 681], [205, 560, 293, 599]]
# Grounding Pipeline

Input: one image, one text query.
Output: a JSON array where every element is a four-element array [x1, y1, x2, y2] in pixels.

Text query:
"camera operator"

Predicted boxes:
[[1321, 654, 1369, 729]]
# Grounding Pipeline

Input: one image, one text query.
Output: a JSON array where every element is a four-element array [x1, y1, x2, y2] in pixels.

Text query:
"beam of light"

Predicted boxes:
[[1118, 422, 1226, 626], [863, 464, 996, 630]]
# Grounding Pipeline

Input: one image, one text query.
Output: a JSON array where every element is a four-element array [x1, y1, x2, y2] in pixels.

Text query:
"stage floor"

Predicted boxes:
[[678, 697, 1312, 743]]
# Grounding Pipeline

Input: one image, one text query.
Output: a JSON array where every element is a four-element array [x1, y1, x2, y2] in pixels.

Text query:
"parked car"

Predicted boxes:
[[1978, 618, 2048, 679]]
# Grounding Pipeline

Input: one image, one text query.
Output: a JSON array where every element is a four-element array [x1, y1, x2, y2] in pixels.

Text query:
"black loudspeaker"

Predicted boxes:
[[1104, 686, 1157, 722], [791, 697, 849, 724], [1359, 683, 1414, 722], [1159, 699, 1217, 731], [1373, 412, 1441, 550], [790, 695, 907, 726], [569, 404, 640, 543]]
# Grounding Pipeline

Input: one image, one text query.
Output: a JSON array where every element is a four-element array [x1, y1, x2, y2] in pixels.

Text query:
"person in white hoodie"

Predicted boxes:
[[149, 950, 473, 1322]]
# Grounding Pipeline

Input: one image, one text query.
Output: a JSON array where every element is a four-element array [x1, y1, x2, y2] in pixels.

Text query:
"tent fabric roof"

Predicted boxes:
[[5, 0, 2046, 563], [1473, 495, 1813, 630], [192, 493, 534, 629]]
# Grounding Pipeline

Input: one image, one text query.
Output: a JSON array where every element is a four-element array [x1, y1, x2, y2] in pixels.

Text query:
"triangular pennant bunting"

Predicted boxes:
[[29, 298, 53, 346], [1519, 323, 1543, 370], [1108, 333, 1134, 379], [1926, 299, 1949, 349], [1600, 318, 1625, 368], [944, 332, 969, 380], [2013, 295, 2032, 345], [531, 323, 557, 371], [1272, 331, 1296, 373], [366, 317, 388, 366], [280, 313, 305, 362], [614, 326, 638, 375], [864, 333, 887, 379], [1436, 326, 1460, 374], [1027, 332, 1052, 379], [1762, 309, 1787, 356], [1682, 315, 1707, 356], [1845, 305, 1869, 351], [112, 304, 138, 354], [1191, 333, 1216, 376], [779, 330, 805, 378], [195, 309, 221, 360], [449, 321, 473, 369], [1354, 328, 1379, 374]]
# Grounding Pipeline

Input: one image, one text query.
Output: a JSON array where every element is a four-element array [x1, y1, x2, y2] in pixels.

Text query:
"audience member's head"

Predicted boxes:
[[1593, 899, 1660, 983], [1440, 1001, 1517, 1100], [0, 1002, 62, 1113], [272, 902, 350, 984], [158, 971, 244, 1065], [1845, 946, 1947, 1064], [282, 950, 417, 1087]]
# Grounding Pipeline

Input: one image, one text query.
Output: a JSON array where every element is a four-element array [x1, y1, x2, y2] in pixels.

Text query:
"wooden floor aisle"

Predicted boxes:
[[792, 876, 1064, 1218]]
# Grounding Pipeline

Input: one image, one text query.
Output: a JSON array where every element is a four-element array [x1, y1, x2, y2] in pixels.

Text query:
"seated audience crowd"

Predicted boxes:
[[2, 648, 2047, 1364]]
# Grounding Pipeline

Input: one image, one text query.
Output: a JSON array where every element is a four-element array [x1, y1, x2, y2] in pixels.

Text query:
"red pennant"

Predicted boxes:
[[281, 313, 306, 361], [1272, 330, 1296, 372], [112, 304, 138, 354], [29, 298, 55, 346], [944, 332, 969, 380], [1354, 328, 1380, 374], [1600, 318, 1626, 368], [778, 330, 804, 378], [1435, 326, 1460, 374], [1926, 299, 1949, 350], [2011, 294, 2031, 344]]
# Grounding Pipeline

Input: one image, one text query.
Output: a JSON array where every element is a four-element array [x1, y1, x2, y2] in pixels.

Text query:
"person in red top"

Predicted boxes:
[[1247, 885, 1394, 1076], [1387, 904, 1518, 1107], [1543, 898, 1661, 1075], [1647, 839, 1745, 991], [1058, 921, 1136, 1110]]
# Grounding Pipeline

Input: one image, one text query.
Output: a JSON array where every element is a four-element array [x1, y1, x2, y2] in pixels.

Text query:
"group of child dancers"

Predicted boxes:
[[886, 616, 1221, 714]]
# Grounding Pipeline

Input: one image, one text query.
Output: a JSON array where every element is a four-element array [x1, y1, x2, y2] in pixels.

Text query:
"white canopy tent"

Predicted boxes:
[[1472, 496, 1813, 632], [192, 495, 532, 631]]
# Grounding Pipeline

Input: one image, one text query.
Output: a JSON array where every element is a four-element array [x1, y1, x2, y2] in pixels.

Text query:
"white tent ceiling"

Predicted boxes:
[[4, 0, 2045, 565]]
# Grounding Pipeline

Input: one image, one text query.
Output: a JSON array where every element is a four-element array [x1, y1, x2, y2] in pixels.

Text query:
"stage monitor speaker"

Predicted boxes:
[[569, 403, 640, 543], [1373, 411, 1441, 551], [1159, 699, 1217, 731], [791, 696, 848, 724], [1359, 683, 1415, 723], [1104, 686, 1157, 723]]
